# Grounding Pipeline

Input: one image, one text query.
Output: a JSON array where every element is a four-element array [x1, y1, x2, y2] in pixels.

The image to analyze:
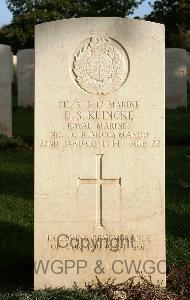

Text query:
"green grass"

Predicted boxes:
[[166, 109, 190, 145], [166, 147, 190, 264], [0, 151, 33, 266], [13, 108, 34, 145], [12, 93, 18, 109], [0, 151, 33, 290], [12, 94, 34, 145], [165, 89, 190, 145]]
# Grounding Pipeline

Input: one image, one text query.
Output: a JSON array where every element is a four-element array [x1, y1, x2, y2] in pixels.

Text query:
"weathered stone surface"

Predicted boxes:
[[0, 44, 12, 137], [166, 48, 187, 109], [17, 49, 35, 107], [35, 18, 165, 289]]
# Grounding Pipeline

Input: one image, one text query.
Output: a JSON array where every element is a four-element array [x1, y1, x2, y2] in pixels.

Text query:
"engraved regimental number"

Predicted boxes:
[[72, 33, 129, 95], [77, 154, 121, 228]]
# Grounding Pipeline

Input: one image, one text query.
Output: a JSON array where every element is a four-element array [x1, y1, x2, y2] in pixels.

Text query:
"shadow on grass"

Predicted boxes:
[[166, 147, 190, 264], [13, 108, 34, 145], [166, 86, 190, 146], [0, 151, 33, 291], [0, 167, 33, 201], [0, 221, 33, 292], [0, 151, 33, 201], [166, 208, 190, 239]]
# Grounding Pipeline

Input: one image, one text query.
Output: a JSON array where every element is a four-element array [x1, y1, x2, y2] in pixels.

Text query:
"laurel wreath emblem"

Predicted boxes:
[[72, 34, 129, 95]]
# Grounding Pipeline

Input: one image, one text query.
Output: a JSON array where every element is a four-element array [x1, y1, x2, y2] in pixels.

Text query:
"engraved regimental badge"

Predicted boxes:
[[72, 33, 129, 95]]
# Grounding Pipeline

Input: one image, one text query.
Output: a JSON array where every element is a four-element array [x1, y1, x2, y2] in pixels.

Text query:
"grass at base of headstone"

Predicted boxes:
[[0, 150, 33, 290], [0, 268, 189, 300], [13, 107, 34, 145]]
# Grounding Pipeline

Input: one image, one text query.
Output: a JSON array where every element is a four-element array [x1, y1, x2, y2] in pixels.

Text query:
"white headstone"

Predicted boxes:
[[35, 18, 166, 289], [0, 44, 12, 137], [17, 49, 35, 107], [12, 55, 17, 84], [11, 52, 14, 83], [166, 48, 187, 108], [13, 55, 17, 66]]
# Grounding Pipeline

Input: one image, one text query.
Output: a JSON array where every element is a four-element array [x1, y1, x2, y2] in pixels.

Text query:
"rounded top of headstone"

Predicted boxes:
[[0, 44, 11, 50], [166, 48, 186, 53], [17, 49, 35, 56], [35, 18, 165, 96], [35, 17, 165, 30]]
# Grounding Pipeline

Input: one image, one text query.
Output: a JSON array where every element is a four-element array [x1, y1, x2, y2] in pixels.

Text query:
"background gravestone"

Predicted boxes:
[[13, 54, 17, 86], [0, 44, 12, 137], [187, 51, 190, 85], [35, 18, 165, 289], [17, 49, 35, 107], [13, 55, 17, 79], [166, 48, 187, 109], [13, 55, 17, 66]]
